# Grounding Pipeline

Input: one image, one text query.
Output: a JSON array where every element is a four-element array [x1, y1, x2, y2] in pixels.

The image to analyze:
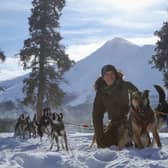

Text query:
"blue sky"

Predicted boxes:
[[0, 0, 167, 62], [0, 0, 168, 60], [61, 0, 168, 61]]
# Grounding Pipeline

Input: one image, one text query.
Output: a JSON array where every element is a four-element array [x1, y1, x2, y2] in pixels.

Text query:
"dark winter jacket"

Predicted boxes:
[[92, 77, 138, 148]]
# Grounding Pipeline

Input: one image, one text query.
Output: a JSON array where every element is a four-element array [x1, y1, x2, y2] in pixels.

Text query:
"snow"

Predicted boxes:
[[0, 130, 168, 168], [0, 57, 28, 81]]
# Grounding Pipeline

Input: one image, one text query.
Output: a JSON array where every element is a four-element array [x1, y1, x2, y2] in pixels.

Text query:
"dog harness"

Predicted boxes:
[[130, 106, 155, 134]]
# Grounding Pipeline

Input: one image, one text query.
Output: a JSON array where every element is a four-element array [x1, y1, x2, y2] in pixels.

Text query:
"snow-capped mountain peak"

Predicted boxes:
[[105, 37, 136, 47], [61, 37, 162, 106]]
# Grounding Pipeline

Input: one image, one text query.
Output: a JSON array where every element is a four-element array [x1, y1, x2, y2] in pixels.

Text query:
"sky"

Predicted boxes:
[[0, 0, 167, 62]]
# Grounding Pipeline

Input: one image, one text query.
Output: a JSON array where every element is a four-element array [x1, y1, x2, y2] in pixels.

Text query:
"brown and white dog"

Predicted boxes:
[[128, 90, 161, 148], [90, 89, 163, 149]]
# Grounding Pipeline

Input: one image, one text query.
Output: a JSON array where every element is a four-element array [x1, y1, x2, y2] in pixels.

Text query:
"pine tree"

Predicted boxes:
[[19, 0, 73, 120], [150, 20, 168, 87]]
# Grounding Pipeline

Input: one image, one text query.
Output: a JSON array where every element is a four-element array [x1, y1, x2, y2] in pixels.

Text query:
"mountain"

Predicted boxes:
[[61, 37, 163, 106], [0, 37, 164, 120]]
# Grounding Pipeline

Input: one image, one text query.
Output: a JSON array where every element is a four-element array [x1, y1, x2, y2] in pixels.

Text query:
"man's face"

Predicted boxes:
[[103, 71, 116, 86]]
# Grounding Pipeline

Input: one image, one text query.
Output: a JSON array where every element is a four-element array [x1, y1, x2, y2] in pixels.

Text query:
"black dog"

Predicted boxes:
[[154, 85, 168, 129], [26, 114, 38, 138], [37, 109, 51, 141]]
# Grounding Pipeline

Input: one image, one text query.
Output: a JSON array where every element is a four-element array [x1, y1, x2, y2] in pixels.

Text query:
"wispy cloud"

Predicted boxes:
[[67, 0, 167, 12], [100, 18, 151, 29], [127, 36, 158, 46], [61, 28, 102, 35], [0, 57, 29, 81], [66, 41, 105, 61], [98, 0, 167, 11], [0, 0, 31, 12], [62, 0, 168, 47]]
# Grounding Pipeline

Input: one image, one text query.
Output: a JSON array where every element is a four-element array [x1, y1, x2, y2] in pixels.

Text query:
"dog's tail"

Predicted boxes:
[[154, 85, 166, 103]]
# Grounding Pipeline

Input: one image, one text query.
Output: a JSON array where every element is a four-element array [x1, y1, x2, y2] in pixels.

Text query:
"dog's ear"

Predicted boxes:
[[26, 116, 30, 121], [128, 89, 133, 96], [143, 90, 150, 106], [143, 90, 150, 98], [59, 113, 63, 119], [21, 114, 25, 119]]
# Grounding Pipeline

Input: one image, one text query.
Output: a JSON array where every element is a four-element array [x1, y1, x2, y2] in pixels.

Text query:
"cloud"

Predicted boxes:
[[66, 41, 105, 61], [0, 0, 31, 12], [127, 36, 158, 45], [62, 0, 168, 45], [61, 28, 102, 35], [100, 18, 151, 29], [0, 57, 29, 81], [66, 0, 167, 13], [98, 0, 167, 11]]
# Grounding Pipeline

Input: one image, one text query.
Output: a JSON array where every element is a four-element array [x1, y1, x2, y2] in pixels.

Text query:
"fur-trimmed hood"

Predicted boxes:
[[94, 74, 138, 95], [94, 77, 124, 94], [94, 77, 107, 92], [94, 71, 124, 92]]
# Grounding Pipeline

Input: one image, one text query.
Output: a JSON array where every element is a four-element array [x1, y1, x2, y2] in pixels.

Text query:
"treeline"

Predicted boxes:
[[0, 119, 16, 132]]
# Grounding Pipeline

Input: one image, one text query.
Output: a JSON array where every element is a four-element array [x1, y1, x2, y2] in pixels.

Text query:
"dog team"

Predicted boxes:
[[14, 107, 68, 151]]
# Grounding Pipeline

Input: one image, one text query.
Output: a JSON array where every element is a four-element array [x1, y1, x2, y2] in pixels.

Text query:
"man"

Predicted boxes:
[[92, 64, 138, 148]]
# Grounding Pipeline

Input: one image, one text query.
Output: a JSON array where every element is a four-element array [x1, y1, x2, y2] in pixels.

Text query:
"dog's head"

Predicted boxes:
[[129, 90, 150, 112], [51, 112, 58, 120], [59, 113, 63, 120], [43, 107, 51, 117], [51, 112, 64, 124], [56, 113, 63, 122], [20, 114, 25, 120]]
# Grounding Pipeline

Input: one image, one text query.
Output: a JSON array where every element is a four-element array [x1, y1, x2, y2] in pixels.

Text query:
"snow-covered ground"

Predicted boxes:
[[0, 128, 168, 168]]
